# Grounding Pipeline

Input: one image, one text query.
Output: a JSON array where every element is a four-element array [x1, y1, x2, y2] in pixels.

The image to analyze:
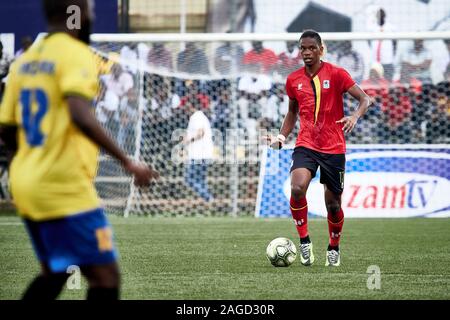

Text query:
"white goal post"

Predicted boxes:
[[92, 31, 450, 42]]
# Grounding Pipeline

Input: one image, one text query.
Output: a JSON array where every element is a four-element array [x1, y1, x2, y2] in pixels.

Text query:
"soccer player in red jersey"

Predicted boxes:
[[266, 30, 371, 266]]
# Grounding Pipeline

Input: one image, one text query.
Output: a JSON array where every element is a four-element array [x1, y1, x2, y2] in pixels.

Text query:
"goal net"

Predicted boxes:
[[90, 32, 450, 217]]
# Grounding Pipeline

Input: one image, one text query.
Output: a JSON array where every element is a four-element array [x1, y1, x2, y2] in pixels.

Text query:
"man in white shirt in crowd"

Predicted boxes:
[[96, 64, 134, 139], [399, 39, 433, 84], [0, 40, 13, 100], [335, 41, 365, 84], [120, 45, 138, 74], [368, 7, 397, 81], [263, 82, 288, 130], [183, 101, 215, 202], [237, 63, 272, 140]]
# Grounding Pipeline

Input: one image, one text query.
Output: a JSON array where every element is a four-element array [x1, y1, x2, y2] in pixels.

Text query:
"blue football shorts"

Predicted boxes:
[[24, 208, 118, 273]]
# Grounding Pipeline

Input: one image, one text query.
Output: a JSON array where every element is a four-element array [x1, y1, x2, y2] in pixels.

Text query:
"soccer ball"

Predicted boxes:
[[266, 237, 297, 267]]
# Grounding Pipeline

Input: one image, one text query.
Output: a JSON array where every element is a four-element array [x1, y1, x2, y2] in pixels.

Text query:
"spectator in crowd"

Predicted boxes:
[[147, 42, 173, 71], [117, 88, 138, 155], [260, 82, 287, 130], [368, 7, 397, 81], [214, 39, 244, 75], [96, 64, 134, 138], [437, 82, 450, 118], [409, 82, 434, 142], [443, 64, 450, 83], [361, 63, 390, 103], [277, 41, 303, 77], [424, 86, 450, 143], [323, 40, 340, 65], [399, 39, 432, 85], [177, 42, 209, 75], [145, 80, 180, 167], [335, 41, 365, 84], [150, 81, 180, 122], [179, 80, 210, 112], [15, 36, 33, 58], [360, 63, 389, 142], [0, 41, 13, 84], [0, 41, 13, 101], [380, 83, 413, 143], [183, 100, 215, 203], [237, 63, 272, 139], [137, 42, 150, 63], [204, 78, 231, 102], [242, 41, 278, 74], [212, 36, 242, 103], [443, 39, 450, 81], [120, 44, 139, 74], [211, 88, 232, 158]]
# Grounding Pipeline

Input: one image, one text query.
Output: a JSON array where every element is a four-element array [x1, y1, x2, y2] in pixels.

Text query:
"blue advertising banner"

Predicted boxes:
[[255, 145, 450, 218]]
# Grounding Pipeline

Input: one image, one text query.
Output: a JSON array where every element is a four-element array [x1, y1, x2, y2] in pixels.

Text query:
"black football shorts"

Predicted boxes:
[[290, 146, 346, 195]]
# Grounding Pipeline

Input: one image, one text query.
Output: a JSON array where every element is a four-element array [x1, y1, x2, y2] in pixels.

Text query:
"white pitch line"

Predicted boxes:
[[0, 222, 22, 226]]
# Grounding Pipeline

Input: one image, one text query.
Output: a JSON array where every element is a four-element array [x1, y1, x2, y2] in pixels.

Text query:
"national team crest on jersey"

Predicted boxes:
[[323, 80, 330, 89], [297, 83, 302, 90]]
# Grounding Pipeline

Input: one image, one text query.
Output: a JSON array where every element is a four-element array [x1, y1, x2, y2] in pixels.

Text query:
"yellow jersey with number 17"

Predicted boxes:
[[0, 33, 101, 221]]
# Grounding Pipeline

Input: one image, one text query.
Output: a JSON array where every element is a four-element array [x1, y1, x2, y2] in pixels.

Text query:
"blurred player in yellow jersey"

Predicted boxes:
[[0, 0, 159, 300]]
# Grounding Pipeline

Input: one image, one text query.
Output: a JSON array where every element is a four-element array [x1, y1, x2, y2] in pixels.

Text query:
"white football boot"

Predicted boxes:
[[299, 242, 315, 266], [325, 249, 341, 267]]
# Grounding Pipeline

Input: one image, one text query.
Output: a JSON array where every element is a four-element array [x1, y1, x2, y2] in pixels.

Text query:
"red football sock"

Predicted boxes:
[[290, 196, 308, 239], [328, 208, 344, 248]]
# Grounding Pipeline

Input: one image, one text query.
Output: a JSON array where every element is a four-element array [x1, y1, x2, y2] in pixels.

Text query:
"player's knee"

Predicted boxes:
[[326, 201, 341, 215], [291, 184, 307, 199]]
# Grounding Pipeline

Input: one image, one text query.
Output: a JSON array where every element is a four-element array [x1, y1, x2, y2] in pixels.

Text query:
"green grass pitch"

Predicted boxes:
[[0, 215, 449, 300]]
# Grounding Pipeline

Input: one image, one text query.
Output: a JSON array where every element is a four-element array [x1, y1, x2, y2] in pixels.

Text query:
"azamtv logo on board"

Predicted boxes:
[[282, 150, 450, 218]]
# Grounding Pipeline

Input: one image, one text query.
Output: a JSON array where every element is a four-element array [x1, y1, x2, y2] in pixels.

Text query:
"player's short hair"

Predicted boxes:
[[42, 0, 86, 23], [300, 29, 322, 46]]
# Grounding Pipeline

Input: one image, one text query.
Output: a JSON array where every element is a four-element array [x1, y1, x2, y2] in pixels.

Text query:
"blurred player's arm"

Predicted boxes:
[[67, 96, 159, 185], [263, 98, 298, 149], [336, 84, 371, 133]]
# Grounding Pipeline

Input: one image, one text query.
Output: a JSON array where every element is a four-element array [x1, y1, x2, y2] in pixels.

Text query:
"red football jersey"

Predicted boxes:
[[285, 61, 355, 154], [242, 49, 278, 73]]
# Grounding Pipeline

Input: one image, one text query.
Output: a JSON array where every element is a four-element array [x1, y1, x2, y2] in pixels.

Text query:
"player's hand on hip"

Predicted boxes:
[[336, 115, 358, 133], [125, 160, 160, 186], [262, 134, 285, 150]]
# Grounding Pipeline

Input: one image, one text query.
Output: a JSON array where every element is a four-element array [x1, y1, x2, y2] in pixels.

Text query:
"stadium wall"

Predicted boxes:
[[0, 0, 118, 53]]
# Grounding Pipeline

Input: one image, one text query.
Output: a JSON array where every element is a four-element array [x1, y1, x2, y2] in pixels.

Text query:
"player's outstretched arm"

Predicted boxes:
[[67, 96, 159, 186], [336, 84, 371, 133], [263, 98, 298, 149]]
